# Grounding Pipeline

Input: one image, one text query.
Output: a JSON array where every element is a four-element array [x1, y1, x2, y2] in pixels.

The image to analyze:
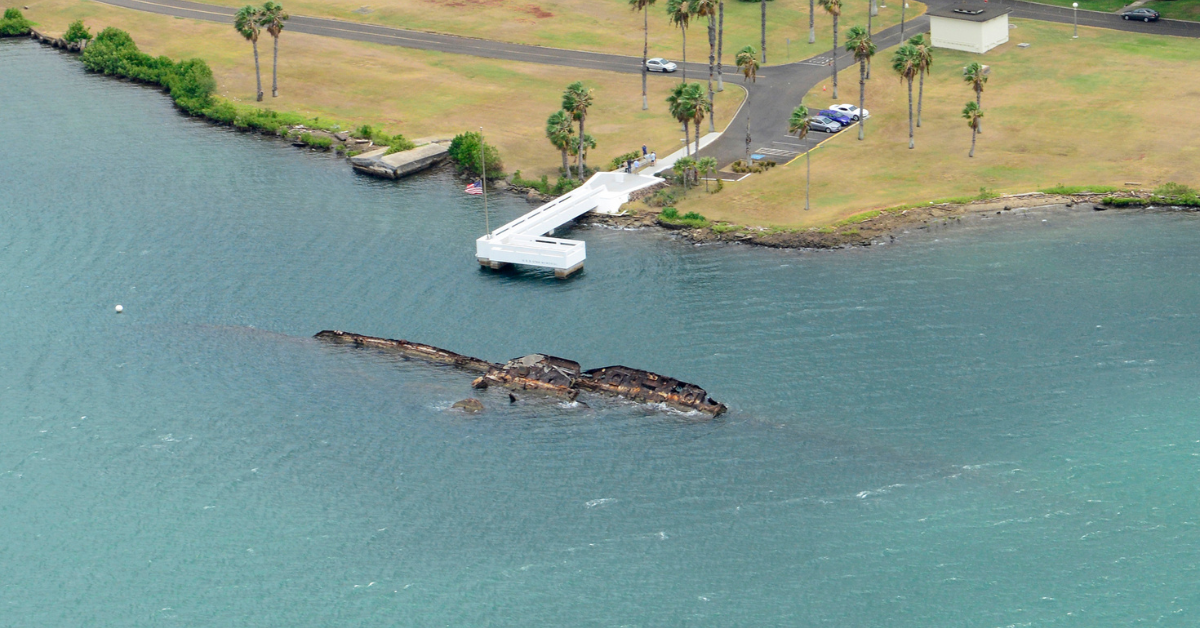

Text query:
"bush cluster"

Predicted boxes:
[[448, 131, 504, 179], [299, 132, 332, 149], [658, 207, 709, 228], [80, 27, 216, 113], [607, 150, 642, 171], [729, 159, 776, 174], [645, 188, 679, 208], [63, 20, 91, 43], [354, 124, 415, 154], [511, 171, 581, 196], [1, 8, 33, 36]]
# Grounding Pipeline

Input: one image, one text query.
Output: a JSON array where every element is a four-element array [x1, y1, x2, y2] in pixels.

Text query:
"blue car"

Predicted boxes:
[[820, 109, 854, 127]]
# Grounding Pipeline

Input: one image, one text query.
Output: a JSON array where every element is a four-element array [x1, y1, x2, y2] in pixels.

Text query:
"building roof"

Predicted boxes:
[[927, 3, 1013, 22]]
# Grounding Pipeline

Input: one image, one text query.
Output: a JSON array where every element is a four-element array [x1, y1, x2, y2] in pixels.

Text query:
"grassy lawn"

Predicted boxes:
[[1033, 0, 1200, 21], [195, 0, 924, 66], [673, 19, 1200, 228], [23, 0, 741, 177]]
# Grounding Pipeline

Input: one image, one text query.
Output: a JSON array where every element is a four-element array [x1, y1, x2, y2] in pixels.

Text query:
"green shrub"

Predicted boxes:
[[0, 8, 31, 36], [658, 207, 709, 228], [646, 188, 679, 208], [1101, 196, 1144, 208], [607, 150, 642, 171], [299, 132, 333, 149], [64, 20, 92, 43], [203, 100, 238, 124], [448, 131, 504, 179], [1040, 184, 1120, 195], [1155, 182, 1196, 198], [165, 58, 215, 102]]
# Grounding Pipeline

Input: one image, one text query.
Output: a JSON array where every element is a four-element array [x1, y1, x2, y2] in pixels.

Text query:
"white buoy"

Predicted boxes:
[[115, 305, 124, 313]]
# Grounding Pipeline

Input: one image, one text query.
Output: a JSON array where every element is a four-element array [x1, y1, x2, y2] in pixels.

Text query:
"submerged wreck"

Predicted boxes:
[[313, 330, 727, 416]]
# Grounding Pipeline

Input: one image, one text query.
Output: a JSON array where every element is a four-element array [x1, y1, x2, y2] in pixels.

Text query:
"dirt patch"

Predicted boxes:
[[523, 4, 555, 18], [432, 0, 504, 9]]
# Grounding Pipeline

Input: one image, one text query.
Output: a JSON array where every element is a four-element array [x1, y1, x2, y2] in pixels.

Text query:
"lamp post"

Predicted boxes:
[[1072, 2, 1079, 38]]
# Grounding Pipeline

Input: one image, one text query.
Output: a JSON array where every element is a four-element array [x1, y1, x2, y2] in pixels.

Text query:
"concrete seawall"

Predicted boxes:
[[350, 141, 449, 180]]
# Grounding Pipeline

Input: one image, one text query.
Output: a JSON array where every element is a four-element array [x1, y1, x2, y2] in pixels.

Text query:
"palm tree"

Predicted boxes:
[[908, 34, 933, 127], [546, 110, 576, 177], [562, 82, 595, 179], [690, 0, 718, 133], [963, 101, 983, 158], [845, 25, 875, 141], [684, 81, 710, 154], [963, 62, 988, 134], [760, 0, 767, 64], [818, 0, 842, 99], [629, 0, 658, 110], [568, 134, 597, 173], [809, 0, 816, 44], [259, 2, 288, 98], [867, 0, 876, 78], [891, 44, 918, 149], [788, 105, 811, 211], [234, 5, 265, 101], [736, 45, 758, 82], [697, 156, 718, 192], [667, 82, 696, 156], [666, 0, 692, 82], [736, 46, 758, 162], [674, 155, 697, 192]]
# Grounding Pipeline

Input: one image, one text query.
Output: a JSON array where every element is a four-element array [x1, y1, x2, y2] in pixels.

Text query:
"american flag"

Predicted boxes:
[[465, 181, 483, 195]]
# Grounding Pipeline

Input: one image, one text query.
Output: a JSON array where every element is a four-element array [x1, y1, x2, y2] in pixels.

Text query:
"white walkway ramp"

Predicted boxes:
[[476, 171, 661, 278]]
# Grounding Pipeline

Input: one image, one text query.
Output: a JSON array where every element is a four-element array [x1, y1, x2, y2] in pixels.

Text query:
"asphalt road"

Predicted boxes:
[[95, 0, 1200, 167]]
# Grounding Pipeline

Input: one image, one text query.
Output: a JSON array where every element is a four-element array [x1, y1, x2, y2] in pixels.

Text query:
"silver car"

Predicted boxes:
[[810, 116, 842, 133], [645, 57, 678, 73]]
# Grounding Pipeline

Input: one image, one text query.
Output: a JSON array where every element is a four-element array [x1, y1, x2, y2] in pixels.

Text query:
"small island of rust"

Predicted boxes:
[[314, 330, 727, 416]]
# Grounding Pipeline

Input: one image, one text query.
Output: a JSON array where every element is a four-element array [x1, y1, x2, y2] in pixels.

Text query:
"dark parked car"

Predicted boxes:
[[819, 109, 854, 127], [810, 116, 842, 133], [1121, 8, 1159, 21]]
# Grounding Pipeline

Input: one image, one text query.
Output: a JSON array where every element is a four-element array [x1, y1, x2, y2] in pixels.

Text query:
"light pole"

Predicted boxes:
[[1072, 2, 1079, 38]]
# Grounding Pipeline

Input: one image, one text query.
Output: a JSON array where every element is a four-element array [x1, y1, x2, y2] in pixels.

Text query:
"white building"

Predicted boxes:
[[928, 3, 1012, 54]]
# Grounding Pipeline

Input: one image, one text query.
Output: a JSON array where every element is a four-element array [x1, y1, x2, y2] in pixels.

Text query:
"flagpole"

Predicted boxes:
[[480, 126, 490, 239]]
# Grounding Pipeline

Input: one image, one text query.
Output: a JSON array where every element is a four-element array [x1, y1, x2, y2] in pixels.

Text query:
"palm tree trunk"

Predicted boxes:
[[682, 27, 687, 83], [901, 1, 906, 37], [866, 6, 873, 79], [271, 34, 279, 97], [976, 90, 982, 134], [642, 10, 649, 110], [717, 2, 724, 91], [578, 117, 586, 179], [831, 16, 838, 99], [761, 0, 766, 64], [969, 124, 977, 158], [695, 119, 702, 155], [685, 121, 691, 158], [907, 78, 914, 149], [708, 15, 716, 133], [562, 148, 569, 175], [252, 39, 263, 101], [744, 91, 751, 163], [809, 0, 815, 44], [916, 68, 925, 127], [858, 60, 866, 140]]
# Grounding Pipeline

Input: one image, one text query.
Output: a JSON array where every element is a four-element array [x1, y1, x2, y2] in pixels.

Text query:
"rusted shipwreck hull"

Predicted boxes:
[[314, 330, 492, 372], [578, 366, 727, 415], [313, 330, 726, 416], [472, 354, 582, 401]]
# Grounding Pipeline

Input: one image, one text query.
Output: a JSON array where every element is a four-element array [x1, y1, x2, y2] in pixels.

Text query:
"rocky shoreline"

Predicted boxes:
[[581, 190, 1190, 250]]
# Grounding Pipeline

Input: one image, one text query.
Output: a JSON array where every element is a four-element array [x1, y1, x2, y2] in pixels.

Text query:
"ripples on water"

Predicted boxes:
[[3, 40, 1200, 626]]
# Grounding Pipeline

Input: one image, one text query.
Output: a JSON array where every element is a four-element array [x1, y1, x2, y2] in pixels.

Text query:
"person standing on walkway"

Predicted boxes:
[[650, 151, 656, 164], [642, 144, 648, 156]]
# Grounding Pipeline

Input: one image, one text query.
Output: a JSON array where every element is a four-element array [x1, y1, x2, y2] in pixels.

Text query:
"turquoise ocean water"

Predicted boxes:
[[3, 40, 1199, 626]]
